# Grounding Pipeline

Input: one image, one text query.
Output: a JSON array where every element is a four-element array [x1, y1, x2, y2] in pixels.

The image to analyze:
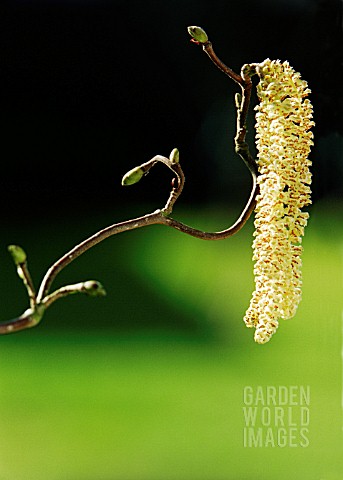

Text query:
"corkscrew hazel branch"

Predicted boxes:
[[187, 26, 257, 175], [0, 26, 258, 334]]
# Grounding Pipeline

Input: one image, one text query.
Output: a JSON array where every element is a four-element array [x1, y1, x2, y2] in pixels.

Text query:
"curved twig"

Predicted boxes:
[[0, 26, 259, 335], [164, 174, 257, 239], [36, 211, 164, 303]]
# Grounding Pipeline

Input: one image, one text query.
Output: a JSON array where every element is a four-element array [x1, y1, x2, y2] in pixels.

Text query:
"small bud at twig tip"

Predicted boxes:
[[187, 26, 208, 44], [8, 245, 27, 265], [121, 166, 145, 186], [169, 148, 179, 164], [83, 280, 107, 297]]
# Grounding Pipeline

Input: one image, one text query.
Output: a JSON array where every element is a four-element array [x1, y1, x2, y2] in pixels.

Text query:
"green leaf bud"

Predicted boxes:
[[187, 26, 208, 44], [121, 166, 145, 186], [169, 148, 180, 164], [8, 245, 27, 265], [83, 280, 107, 297]]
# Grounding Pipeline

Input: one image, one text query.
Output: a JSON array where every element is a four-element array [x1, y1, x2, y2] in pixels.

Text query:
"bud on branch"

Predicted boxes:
[[0, 28, 313, 345]]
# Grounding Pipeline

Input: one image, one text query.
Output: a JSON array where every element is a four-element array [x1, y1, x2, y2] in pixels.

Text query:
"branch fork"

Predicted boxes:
[[1, 26, 258, 334]]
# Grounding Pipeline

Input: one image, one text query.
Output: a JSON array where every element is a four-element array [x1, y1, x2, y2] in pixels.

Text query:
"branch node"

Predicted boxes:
[[1, 27, 260, 335]]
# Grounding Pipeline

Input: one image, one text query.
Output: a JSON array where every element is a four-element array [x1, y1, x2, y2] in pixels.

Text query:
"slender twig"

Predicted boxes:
[[18, 263, 36, 308], [0, 305, 45, 335], [36, 211, 164, 303], [36, 153, 185, 302], [1, 26, 259, 335], [164, 174, 257, 239], [42, 281, 106, 309], [238, 65, 255, 141], [0, 315, 36, 335], [38, 167, 256, 303], [202, 41, 244, 87], [188, 27, 257, 172]]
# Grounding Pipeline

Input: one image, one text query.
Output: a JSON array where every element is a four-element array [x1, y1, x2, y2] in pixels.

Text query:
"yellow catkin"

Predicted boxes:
[[244, 59, 314, 344]]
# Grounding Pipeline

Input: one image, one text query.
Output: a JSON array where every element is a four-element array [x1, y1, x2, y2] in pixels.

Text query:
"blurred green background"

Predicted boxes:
[[0, 199, 342, 479], [1, 0, 342, 479]]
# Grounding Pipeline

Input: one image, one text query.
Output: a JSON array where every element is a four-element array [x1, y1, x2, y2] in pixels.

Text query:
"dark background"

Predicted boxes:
[[1, 0, 342, 223], [0, 4, 342, 477]]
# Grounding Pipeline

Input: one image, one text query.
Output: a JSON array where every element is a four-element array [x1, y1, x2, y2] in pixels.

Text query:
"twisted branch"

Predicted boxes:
[[0, 26, 258, 335]]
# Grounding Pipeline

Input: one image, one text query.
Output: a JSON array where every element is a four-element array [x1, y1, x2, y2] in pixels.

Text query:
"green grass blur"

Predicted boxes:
[[0, 199, 342, 479]]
